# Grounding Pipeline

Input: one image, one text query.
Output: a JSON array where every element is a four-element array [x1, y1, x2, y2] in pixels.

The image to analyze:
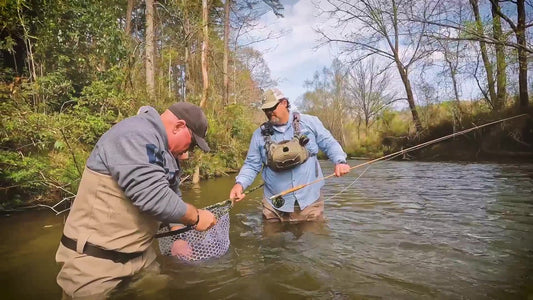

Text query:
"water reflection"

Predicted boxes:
[[0, 161, 532, 299]]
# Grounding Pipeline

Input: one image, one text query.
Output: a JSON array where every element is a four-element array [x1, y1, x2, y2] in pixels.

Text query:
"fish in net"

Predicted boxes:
[[156, 199, 233, 262], [156, 183, 264, 262]]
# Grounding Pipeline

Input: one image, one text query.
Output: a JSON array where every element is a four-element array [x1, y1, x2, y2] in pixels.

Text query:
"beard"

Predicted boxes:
[[269, 116, 282, 125]]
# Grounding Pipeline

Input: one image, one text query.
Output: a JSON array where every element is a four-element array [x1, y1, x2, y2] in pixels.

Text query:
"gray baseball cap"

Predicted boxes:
[[168, 102, 210, 152], [261, 88, 286, 110]]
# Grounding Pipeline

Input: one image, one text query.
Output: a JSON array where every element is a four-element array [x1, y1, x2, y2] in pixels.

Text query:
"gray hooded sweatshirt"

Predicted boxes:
[[86, 106, 187, 223]]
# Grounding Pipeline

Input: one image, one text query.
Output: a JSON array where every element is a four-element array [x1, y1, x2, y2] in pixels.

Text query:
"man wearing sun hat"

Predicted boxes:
[[56, 102, 217, 298], [229, 88, 351, 223]]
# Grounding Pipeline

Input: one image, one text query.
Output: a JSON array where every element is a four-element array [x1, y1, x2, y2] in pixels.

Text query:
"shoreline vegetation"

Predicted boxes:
[[1, 1, 532, 209], [1, 82, 532, 210]]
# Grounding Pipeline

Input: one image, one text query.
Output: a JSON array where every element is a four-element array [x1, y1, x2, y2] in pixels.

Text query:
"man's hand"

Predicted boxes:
[[195, 209, 217, 231], [334, 163, 350, 177], [229, 183, 246, 202]]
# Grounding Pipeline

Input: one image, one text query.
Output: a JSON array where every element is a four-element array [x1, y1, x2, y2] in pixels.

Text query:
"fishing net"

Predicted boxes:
[[156, 200, 233, 262]]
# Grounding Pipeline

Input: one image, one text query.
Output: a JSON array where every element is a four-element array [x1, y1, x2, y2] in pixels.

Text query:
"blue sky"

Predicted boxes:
[[248, 0, 483, 108], [251, 0, 337, 104]]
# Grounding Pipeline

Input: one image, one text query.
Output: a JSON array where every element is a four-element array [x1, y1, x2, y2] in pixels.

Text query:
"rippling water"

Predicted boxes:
[[1, 161, 532, 299]]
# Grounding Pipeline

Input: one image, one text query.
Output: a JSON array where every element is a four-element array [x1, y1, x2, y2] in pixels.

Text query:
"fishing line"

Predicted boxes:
[[325, 165, 370, 201], [325, 149, 407, 202], [271, 113, 529, 201]]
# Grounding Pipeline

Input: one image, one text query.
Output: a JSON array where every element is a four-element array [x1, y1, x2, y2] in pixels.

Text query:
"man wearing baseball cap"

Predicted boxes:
[[230, 88, 350, 224], [56, 102, 216, 298], [167, 102, 210, 153]]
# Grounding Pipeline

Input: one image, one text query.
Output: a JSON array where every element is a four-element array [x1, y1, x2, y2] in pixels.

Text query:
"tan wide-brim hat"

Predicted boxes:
[[261, 88, 286, 110]]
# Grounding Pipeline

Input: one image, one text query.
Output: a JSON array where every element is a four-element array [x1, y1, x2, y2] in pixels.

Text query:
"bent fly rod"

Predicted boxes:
[[269, 114, 528, 201]]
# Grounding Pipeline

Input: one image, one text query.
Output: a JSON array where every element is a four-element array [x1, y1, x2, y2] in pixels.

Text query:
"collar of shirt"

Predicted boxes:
[[272, 110, 296, 133]]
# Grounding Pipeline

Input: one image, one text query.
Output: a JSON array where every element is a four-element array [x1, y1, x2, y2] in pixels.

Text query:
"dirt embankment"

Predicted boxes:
[[391, 113, 533, 162]]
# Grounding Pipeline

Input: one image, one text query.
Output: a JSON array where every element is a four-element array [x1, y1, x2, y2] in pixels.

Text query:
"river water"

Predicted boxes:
[[1, 160, 532, 299]]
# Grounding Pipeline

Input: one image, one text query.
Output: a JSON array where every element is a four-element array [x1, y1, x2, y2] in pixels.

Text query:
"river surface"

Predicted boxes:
[[1, 160, 532, 299]]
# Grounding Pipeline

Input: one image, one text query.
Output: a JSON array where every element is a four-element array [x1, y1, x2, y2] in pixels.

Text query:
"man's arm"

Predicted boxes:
[[99, 132, 194, 224], [308, 115, 347, 163], [307, 115, 350, 177]]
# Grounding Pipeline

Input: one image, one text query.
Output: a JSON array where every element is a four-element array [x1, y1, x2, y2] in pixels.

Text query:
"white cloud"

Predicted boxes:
[[247, 0, 482, 107], [251, 0, 336, 103]]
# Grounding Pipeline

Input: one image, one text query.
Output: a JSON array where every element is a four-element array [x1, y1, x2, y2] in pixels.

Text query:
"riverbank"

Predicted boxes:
[[383, 111, 533, 163]]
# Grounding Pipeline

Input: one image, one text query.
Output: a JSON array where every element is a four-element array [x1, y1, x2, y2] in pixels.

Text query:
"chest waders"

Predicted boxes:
[[261, 113, 310, 208]]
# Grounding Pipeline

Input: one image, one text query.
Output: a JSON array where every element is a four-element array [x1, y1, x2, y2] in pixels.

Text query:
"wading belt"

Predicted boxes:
[[60, 234, 144, 264]]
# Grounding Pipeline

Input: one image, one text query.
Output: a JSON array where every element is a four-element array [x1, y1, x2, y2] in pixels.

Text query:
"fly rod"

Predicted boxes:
[[269, 114, 528, 200]]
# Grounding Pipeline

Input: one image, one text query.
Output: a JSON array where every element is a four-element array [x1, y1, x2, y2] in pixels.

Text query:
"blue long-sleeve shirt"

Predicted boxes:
[[236, 111, 347, 212]]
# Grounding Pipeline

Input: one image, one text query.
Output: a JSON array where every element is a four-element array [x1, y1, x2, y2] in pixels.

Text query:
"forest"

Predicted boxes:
[[1, 0, 532, 208]]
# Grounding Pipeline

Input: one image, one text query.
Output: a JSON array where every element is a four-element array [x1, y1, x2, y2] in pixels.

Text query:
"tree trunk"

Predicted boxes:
[[192, 165, 200, 184], [125, 0, 134, 35], [340, 116, 346, 147], [145, 0, 156, 102], [223, 0, 231, 106], [232, 39, 238, 104], [516, 0, 528, 109], [491, 1, 507, 111], [470, 0, 497, 109], [449, 64, 462, 127], [357, 117, 361, 141], [182, 0, 190, 102], [200, 0, 209, 108], [396, 62, 423, 133]]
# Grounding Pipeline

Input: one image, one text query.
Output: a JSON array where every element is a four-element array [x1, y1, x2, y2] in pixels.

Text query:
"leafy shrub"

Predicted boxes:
[[0, 150, 49, 204]]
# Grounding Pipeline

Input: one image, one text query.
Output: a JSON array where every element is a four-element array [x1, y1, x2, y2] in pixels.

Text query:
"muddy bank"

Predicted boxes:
[[387, 113, 533, 162]]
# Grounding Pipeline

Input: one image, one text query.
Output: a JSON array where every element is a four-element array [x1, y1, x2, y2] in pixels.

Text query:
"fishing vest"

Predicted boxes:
[[62, 167, 160, 253], [261, 112, 310, 172]]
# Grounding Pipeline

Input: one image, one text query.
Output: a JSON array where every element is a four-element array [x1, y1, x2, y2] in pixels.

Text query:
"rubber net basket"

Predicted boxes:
[[156, 200, 232, 262]]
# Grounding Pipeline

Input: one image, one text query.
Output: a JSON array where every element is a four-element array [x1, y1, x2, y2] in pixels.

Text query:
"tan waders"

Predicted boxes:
[[56, 168, 160, 298], [262, 196, 324, 222]]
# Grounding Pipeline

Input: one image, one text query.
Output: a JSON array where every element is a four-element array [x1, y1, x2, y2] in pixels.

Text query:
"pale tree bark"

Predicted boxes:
[[418, 1, 467, 127], [225, 0, 285, 103], [346, 58, 397, 132], [491, 0, 507, 111], [301, 62, 351, 145], [490, 0, 529, 109], [439, 40, 462, 104], [441, 40, 464, 127], [410, 0, 530, 111], [16, 3, 38, 107], [145, 0, 156, 101], [125, 0, 134, 35], [317, 0, 427, 133], [236, 47, 276, 105], [331, 61, 347, 146], [430, 19, 466, 127], [470, 0, 497, 109], [182, 0, 190, 102], [223, 0, 231, 105], [200, 0, 209, 108], [395, 59, 422, 133]]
